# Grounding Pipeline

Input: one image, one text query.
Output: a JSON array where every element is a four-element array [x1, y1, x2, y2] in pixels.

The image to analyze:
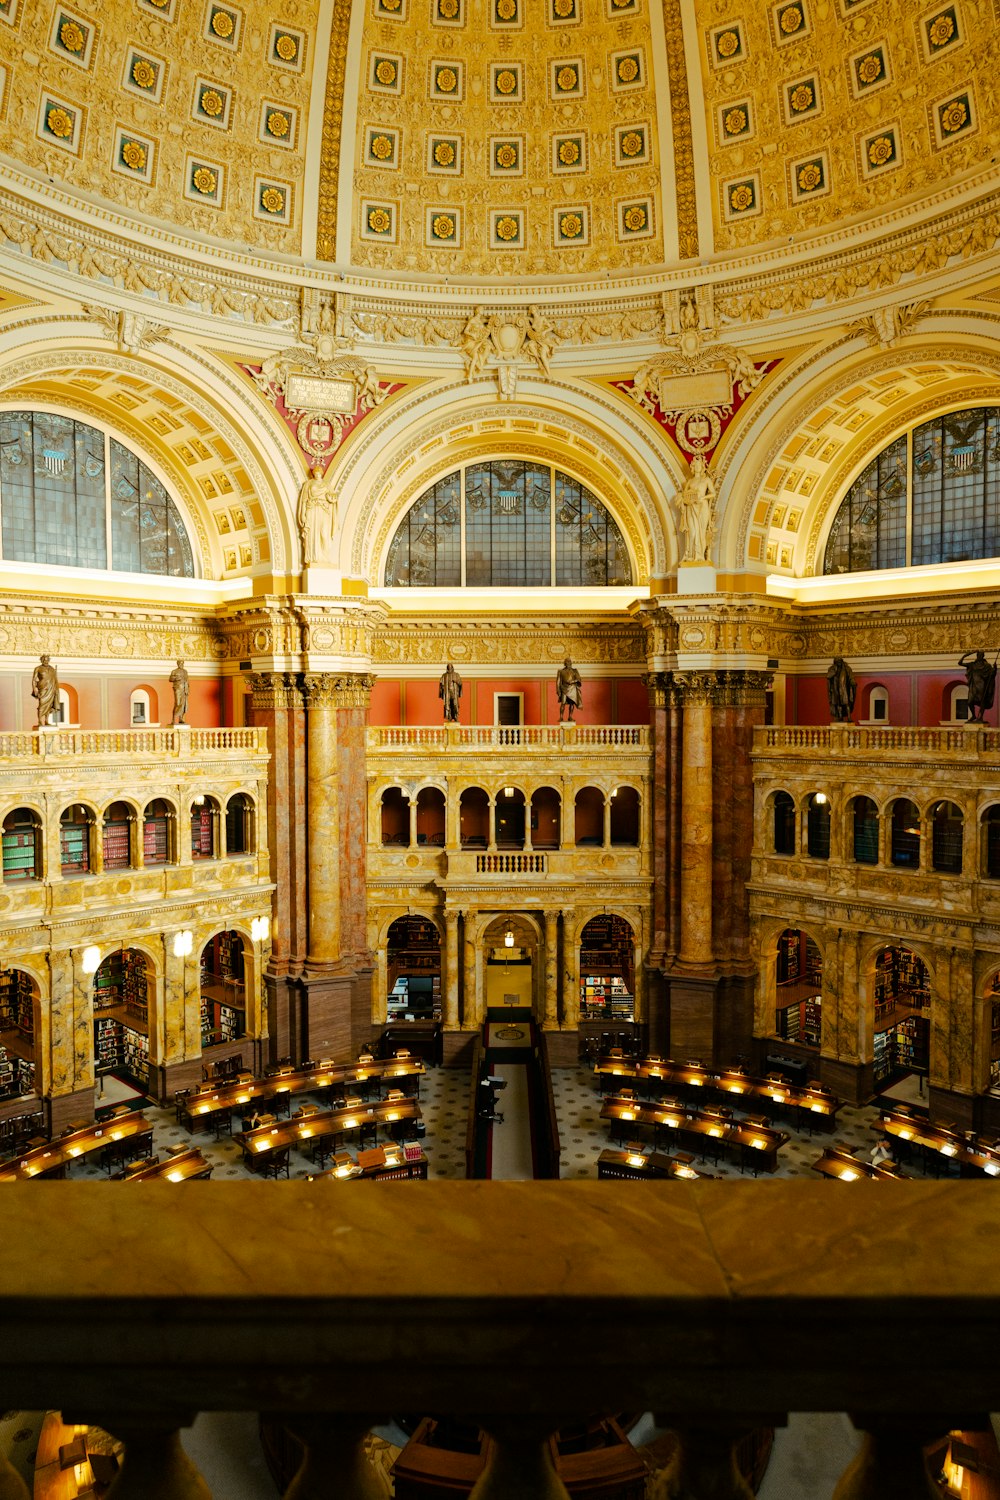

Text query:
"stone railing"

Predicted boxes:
[[0, 1182, 995, 1498], [0, 726, 265, 760], [369, 724, 650, 752], [756, 724, 1000, 758], [475, 852, 548, 874]]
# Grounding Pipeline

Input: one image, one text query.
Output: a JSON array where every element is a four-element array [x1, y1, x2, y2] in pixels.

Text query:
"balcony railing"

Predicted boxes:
[[0, 1183, 995, 1498], [756, 724, 1000, 757], [369, 725, 650, 751], [0, 726, 266, 759]]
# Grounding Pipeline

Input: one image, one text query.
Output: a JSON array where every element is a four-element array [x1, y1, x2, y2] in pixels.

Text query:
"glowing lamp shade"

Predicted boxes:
[[813, 791, 828, 805], [252, 915, 270, 942], [173, 930, 193, 958], [504, 928, 514, 948], [503, 786, 515, 798], [81, 945, 101, 974]]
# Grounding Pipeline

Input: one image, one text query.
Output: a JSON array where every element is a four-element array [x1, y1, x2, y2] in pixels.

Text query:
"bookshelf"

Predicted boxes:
[[0, 1045, 34, 1100], [102, 818, 131, 871], [0, 969, 34, 1038], [92, 950, 151, 1085], [1, 817, 38, 881], [580, 974, 633, 1022], [991, 981, 1000, 1090], [191, 805, 214, 859], [59, 816, 89, 874], [143, 813, 168, 865], [200, 931, 247, 1043]]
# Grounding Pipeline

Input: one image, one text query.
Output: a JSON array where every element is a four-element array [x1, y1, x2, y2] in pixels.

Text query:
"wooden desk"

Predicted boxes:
[[596, 1057, 841, 1129], [600, 1096, 789, 1174], [179, 1058, 426, 1129], [881, 1109, 1000, 1177], [119, 1147, 213, 1182], [312, 1146, 429, 1182], [236, 1097, 422, 1170], [597, 1149, 713, 1180], [0, 1110, 151, 1181], [812, 1146, 906, 1181]]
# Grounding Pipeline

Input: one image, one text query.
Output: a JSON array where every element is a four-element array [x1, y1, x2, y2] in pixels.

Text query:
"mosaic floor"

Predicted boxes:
[[52, 1061, 895, 1182]]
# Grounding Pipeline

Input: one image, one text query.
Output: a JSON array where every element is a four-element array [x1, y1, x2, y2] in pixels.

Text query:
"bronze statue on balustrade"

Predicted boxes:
[[31, 654, 58, 729], [439, 663, 463, 722], [826, 656, 856, 723], [959, 649, 997, 723]]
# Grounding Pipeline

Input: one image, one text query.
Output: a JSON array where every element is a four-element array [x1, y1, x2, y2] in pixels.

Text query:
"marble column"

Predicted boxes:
[[248, 672, 307, 1062], [561, 909, 579, 1029], [303, 673, 341, 966], [463, 912, 479, 1029], [46, 947, 96, 1131], [444, 908, 460, 1029], [678, 674, 715, 968], [543, 909, 559, 1028]]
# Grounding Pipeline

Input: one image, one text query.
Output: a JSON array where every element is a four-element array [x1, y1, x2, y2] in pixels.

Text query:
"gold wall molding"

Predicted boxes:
[[315, 0, 353, 262], [662, 0, 699, 262], [0, 600, 221, 662], [371, 619, 645, 669], [0, 176, 998, 337]]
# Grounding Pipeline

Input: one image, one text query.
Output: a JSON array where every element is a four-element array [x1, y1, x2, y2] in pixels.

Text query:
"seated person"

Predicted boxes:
[[870, 1134, 893, 1166], [244, 1108, 263, 1131]]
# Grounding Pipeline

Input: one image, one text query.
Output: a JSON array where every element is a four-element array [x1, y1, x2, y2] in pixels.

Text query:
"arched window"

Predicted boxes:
[[772, 791, 795, 855], [191, 795, 220, 859], [609, 786, 640, 846], [948, 682, 970, 722], [60, 803, 93, 875], [823, 407, 1000, 574], [1, 809, 40, 882], [984, 806, 1000, 880], [0, 967, 37, 1097], [129, 688, 154, 726], [530, 787, 561, 848], [865, 685, 890, 724], [143, 798, 174, 865], [225, 794, 254, 856], [806, 793, 830, 859], [459, 788, 489, 848], [384, 462, 632, 587], [930, 800, 963, 874], [102, 801, 134, 871], [0, 411, 194, 577], [890, 799, 921, 868], [495, 786, 526, 849], [381, 788, 410, 847], [852, 796, 879, 864], [574, 787, 604, 847], [200, 931, 247, 1047], [415, 787, 445, 847]]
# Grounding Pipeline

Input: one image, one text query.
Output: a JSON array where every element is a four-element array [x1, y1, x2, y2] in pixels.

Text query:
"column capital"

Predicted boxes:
[[247, 670, 303, 712], [303, 671, 377, 710], [643, 671, 677, 710], [673, 670, 723, 707]]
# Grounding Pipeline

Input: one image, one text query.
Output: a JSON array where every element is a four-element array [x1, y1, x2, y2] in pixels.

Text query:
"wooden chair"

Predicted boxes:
[[262, 1147, 290, 1179]]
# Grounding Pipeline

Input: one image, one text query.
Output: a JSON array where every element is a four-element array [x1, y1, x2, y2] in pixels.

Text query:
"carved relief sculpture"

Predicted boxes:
[[675, 456, 716, 563], [297, 467, 338, 567]]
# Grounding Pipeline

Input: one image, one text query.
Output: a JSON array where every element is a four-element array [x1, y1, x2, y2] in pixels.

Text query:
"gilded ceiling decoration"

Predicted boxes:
[[344, 0, 665, 276], [696, 0, 1000, 253], [0, 0, 318, 254]]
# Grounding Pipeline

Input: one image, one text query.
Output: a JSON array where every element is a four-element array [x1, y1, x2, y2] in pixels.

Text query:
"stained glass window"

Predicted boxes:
[[0, 410, 194, 577], [823, 406, 1000, 574], [384, 462, 632, 587]]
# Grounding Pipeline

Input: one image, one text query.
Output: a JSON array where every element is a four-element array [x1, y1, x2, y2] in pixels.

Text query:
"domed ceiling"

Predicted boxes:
[[0, 0, 996, 286]]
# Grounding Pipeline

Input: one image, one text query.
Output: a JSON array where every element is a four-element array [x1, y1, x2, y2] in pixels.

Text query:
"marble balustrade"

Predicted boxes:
[[0, 1181, 995, 1498]]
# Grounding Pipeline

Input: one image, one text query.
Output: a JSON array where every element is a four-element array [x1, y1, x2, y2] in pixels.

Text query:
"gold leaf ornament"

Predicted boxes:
[[432, 213, 455, 238], [433, 140, 456, 165], [46, 105, 74, 138], [368, 206, 392, 233], [780, 5, 803, 33], [268, 111, 291, 138], [121, 139, 147, 170], [620, 130, 643, 157], [375, 58, 397, 85], [867, 134, 893, 166], [275, 33, 298, 61], [192, 165, 217, 194], [716, 30, 739, 58], [797, 161, 822, 191], [558, 138, 580, 165], [495, 69, 517, 94], [790, 83, 813, 112], [559, 212, 582, 238], [211, 10, 235, 37], [496, 0, 516, 17], [940, 98, 968, 132], [438, 0, 460, 15], [436, 66, 458, 92], [556, 64, 578, 91], [724, 107, 747, 135], [200, 87, 224, 116], [929, 13, 955, 46], [857, 53, 883, 84], [617, 56, 639, 83], [495, 214, 519, 240], [261, 187, 285, 214], [729, 182, 754, 212], [131, 57, 157, 89], [623, 204, 646, 231], [59, 19, 85, 52], [495, 142, 517, 167]]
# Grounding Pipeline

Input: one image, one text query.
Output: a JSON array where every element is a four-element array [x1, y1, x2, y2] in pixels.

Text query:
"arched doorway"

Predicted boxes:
[[774, 929, 822, 1049], [200, 931, 248, 1050], [92, 949, 152, 1090], [387, 916, 442, 1020], [872, 945, 931, 1091], [0, 967, 38, 1099], [482, 915, 538, 1019], [579, 916, 635, 1026]]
